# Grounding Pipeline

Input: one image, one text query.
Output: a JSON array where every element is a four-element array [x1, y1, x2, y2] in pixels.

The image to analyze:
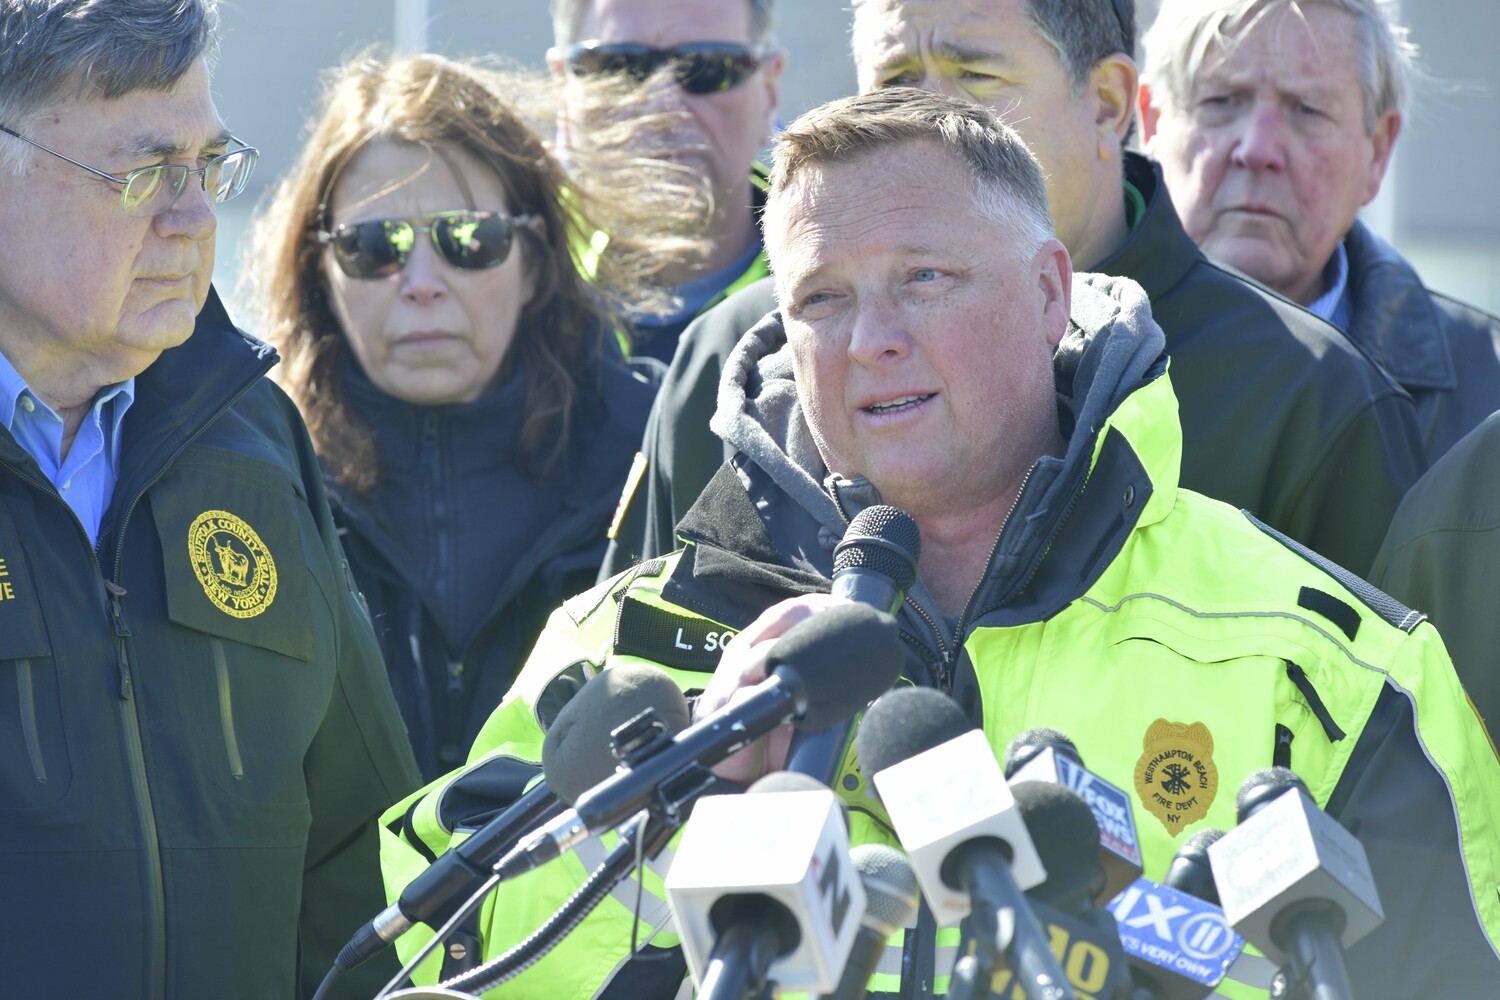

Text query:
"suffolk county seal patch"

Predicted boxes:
[[188, 510, 277, 618], [1134, 719, 1218, 836]]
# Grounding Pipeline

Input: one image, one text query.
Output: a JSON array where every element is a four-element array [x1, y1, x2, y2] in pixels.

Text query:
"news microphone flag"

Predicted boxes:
[[1007, 736, 1144, 905], [1110, 877, 1245, 999], [666, 784, 866, 994]]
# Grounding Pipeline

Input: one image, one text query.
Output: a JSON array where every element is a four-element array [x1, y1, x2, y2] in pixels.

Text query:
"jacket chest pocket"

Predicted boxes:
[[148, 459, 334, 806], [0, 507, 71, 810]]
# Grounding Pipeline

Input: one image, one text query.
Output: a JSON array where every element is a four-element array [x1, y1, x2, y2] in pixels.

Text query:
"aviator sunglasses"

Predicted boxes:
[[565, 41, 767, 95], [317, 210, 536, 280]]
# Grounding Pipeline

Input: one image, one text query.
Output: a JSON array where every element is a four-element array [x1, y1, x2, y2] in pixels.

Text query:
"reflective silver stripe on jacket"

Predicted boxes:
[[572, 831, 677, 933]]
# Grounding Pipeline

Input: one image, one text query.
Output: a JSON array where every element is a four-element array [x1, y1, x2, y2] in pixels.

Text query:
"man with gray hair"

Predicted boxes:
[[0, 2, 420, 997], [600, 0, 1427, 584], [1141, 0, 1500, 462], [381, 86, 1500, 1000], [546, 0, 784, 366]]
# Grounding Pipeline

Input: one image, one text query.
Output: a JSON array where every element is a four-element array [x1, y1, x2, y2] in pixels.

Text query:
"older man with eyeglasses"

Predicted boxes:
[[0, 2, 421, 999], [547, 0, 785, 368]]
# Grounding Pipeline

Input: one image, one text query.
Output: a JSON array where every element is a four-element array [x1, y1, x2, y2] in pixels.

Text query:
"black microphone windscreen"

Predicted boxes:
[[855, 686, 974, 781], [1164, 828, 1226, 905], [1013, 780, 1103, 910], [541, 664, 691, 805], [1002, 727, 1082, 778], [851, 843, 920, 934], [1234, 766, 1309, 824], [769, 603, 904, 731], [834, 505, 921, 589]]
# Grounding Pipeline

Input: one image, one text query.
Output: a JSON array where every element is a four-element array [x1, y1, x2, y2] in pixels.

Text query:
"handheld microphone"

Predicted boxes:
[[1207, 768, 1383, 1000], [856, 687, 1074, 1000], [332, 664, 690, 974], [1164, 829, 1226, 906], [540, 664, 693, 806], [831, 505, 921, 614], [1110, 827, 1242, 1000], [1005, 728, 1144, 905], [785, 505, 920, 786], [499, 603, 904, 881], [816, 844, 920, 1000], [666, 772, 866, 997]]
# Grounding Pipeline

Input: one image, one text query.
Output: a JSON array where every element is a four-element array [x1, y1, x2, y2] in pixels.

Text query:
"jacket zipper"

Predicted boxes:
[[102, 364, 270, 1000], [212, 638, 245, 778], [945, 466, 1039, 691], [1285, 661, 1347, 742], [15, 658, 47, 782], [106, 365, 270, 1000]]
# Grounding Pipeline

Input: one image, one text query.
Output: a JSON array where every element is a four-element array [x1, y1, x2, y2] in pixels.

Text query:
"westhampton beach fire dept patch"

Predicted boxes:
[[188, 510, 278, 619], [1134, 719, 1218, 836]]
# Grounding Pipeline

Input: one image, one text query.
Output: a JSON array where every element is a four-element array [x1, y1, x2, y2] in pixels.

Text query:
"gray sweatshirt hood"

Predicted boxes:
[[707, 272, 1169, 547]]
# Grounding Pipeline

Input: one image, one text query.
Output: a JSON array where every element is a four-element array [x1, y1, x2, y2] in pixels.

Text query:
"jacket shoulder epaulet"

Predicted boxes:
[[563, 556, 668, 626], [1244, 511, 1427, 634]]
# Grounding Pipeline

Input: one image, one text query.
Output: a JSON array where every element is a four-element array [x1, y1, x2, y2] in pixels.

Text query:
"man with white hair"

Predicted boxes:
[[1141, 0, 1500, 462]]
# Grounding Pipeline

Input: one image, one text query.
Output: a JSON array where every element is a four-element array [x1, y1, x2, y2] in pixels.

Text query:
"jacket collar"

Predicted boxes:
[[117, 287, 276, 491], [1343, 219, 1456, 391], [0, 287, 274, 490], [331, 346, 652, 553], [1092, 154, 1204, 313]]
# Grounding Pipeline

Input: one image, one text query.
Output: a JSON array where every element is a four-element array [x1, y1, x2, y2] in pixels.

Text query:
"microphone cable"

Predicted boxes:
[[441, 812, 678, 994]]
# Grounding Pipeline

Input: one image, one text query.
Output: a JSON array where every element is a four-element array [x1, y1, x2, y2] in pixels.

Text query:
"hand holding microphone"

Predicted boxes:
[[499, 602, 903, 881], [702, 505, 920, 787], [784, 505, 921, 787]]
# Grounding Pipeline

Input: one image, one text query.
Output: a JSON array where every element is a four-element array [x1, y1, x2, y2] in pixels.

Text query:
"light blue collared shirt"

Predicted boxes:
[[1307, 239, 1354, 333], [0, 350, 135, 546]]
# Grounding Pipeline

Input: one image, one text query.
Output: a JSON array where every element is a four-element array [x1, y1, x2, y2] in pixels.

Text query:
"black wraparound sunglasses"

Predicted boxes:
[[316, 210, 537, 280], [565, 41, 768, 95]]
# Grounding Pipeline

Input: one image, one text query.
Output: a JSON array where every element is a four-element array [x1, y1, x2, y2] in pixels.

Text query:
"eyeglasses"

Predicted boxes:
[[565, 41, 767, 95], [317, 210, 537, 280], [0, 124, 257, 218]]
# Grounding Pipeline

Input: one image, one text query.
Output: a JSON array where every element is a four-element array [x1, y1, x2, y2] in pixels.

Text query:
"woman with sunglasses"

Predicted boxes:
[[245, 51, 697, 780]]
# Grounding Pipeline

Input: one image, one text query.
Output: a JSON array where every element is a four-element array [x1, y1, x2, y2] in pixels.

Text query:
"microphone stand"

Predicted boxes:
[[698, 921, 786, 1000], [948, 856, 1074, 1000], [1278, 903, 1355, 1000]]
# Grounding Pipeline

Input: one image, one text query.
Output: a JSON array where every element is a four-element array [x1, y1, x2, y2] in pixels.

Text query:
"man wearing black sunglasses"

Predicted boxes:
[[547, 0, 785, 367], [0, 2, 421, 999], [600, 0, 1428, 590]]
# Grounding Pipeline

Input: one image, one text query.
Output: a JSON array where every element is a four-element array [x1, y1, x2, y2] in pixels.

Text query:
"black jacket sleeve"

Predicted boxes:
[[1327, 686, 1499, 998], [598, 278, 779, 579]]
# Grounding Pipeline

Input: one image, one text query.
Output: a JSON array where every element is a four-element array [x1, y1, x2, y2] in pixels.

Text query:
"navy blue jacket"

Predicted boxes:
[[329, 348, 655, 779]]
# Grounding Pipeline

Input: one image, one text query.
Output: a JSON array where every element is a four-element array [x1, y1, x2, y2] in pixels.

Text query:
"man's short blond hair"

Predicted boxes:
[[768, 88, 1054, 254]]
